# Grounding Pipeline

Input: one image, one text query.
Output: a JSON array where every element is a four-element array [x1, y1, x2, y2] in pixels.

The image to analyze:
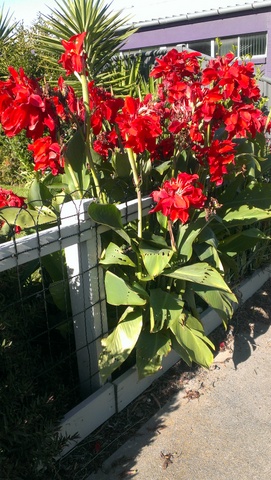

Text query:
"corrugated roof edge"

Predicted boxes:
[[117, 1, 271, 31]]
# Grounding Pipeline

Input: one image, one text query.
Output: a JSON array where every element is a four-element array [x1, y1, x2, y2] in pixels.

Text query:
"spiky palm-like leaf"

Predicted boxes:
[[0, 4, 18, 44], [36, 0, 136, 87]]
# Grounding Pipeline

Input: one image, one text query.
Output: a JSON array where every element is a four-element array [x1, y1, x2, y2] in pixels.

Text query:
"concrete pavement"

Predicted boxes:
[[87, 317, 271, 480]]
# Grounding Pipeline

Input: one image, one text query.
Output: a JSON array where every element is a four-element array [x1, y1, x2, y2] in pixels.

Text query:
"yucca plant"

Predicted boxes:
[[0, 4, 18, 44], [35, 0, 136, 88], [108, 49, 164, 96]]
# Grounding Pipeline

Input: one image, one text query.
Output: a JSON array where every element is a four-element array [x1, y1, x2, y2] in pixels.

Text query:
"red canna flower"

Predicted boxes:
[[0, 188, 26, 234], [150, 173, 206, 224], [224, 104, 263, 138], [201, 53, 261, 103], [28, 137, 64, 175], [0, 67, 56, 140], [93, 129, 118, 160], [0, 188, 26, 209], [116, 96, 162, 154], [150, 49, 201, 82], [205, 139, 236, 185], [52, 77, 84, 122], [88, 81, 124, 135], [59, 32, 87, 76], [151, 136, 175, 162]]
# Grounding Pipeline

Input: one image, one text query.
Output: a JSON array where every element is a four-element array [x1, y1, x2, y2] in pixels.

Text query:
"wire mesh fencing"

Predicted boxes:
[[0, 196, 153, 430]]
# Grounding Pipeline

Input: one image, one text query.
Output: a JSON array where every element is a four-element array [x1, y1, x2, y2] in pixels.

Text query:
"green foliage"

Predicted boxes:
[[0, 129, 34, 186], [89, 161, 271, 382], [35, 0, 136, 87], [109, 50, 164, 96]]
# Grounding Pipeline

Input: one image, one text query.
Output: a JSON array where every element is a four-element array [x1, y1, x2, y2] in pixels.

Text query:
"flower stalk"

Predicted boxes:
[[127, 147, 143, 238], [80, 73, 106, 203]]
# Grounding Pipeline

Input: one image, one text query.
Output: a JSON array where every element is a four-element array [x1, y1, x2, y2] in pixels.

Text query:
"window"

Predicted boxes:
[[214, 37, 238, 57], [239, 33, 267, 57], [187, 40, 212, 57], [186, 33, 267, 58], [215, 33, 266, 57]]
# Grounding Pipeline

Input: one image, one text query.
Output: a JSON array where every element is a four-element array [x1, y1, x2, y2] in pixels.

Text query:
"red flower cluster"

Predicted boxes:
[[0, 67, 56, 140], [59, 32, 87, 76], [28, 137, 64, 175], [0, 188, 26, 209], [146, 48, 269, 185], [150, 48, 201, 82], [88, 81, 124, 135], [0, 188, 26, 233], [195, 139, 236, 186], [93, 130, 118, 160], [150, 173, 206, 224], [115, 96, 162, 154], [52, 77, 84, 123], [0, 31, 270, 200]]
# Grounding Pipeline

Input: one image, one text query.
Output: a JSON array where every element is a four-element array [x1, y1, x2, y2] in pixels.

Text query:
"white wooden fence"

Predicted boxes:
[[1, 197, 271, 457]]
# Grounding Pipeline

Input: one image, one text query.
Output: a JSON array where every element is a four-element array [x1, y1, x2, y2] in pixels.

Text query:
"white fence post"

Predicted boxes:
[[60, 199, 107, 398]]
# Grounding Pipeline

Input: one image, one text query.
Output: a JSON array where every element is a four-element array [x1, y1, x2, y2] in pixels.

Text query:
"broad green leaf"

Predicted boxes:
[[194, 243, 224, 271], [170, 333, 192, 367], [42, 252, 71, 312], [99, 307, 143, 382], [64, 130, 90, 194], [177, 220, 203, 262], [139, 242, 174, 278], [149, 288, 184, 333], [113, 151, 131, 178], [219, 228, 271, 253], [189, 327, 216, 350], [155, 210, 168, 231], [218, 171, 246, 204], [223, 182, 271, 211], [49, 280, 70, 312], [185, 313, 205, 333], [100, 242, 136, 267], [164, 262, 232, 292], [28, 179, 53, 208], [193, 284, 237, 322], [136, 330, 172, 379], [0, 207, 56, 229], [154, 160, 172, 175], [105, 271, 146, 306], [223, 205, 271, 226], [88, 202, 131, 244], [65, 129, 86, 173], [170, 317, 214, 368]]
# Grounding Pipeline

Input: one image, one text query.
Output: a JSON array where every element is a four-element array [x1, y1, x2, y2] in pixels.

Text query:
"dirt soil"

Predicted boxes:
[[57, 278, 271, 480]]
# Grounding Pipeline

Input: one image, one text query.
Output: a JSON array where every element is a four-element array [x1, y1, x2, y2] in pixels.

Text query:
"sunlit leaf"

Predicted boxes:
[[88, 202, 131, 244], [139, 242, 174, 278], [100, 242, 136, 267], [136, 329, 171, 379], [99, 307, 142, 382], [105, 271, 146, 306], [149, 288, 184, 333], [164, 262, 232, 292], [170, 317, 214, 368]]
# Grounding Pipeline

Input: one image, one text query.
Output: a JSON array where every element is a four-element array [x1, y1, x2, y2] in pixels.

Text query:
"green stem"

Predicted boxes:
[[66, 162, 83, 199], [127, 147, 142, 238], [168, 220, 177, 252], [264, 107, 271, 134], [80, 73, 106, 203]]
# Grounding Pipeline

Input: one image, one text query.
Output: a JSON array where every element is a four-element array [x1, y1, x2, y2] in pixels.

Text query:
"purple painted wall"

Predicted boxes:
[[121, 10, 271, 76]]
